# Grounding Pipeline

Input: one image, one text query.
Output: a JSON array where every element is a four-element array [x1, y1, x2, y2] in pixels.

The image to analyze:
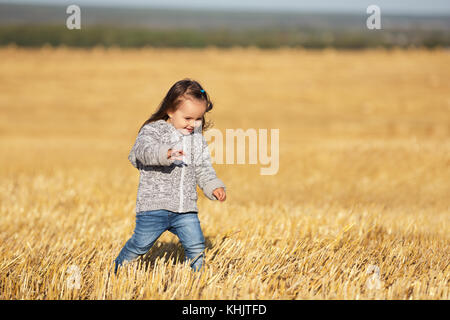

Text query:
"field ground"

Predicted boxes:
[[0, 46, 449, 299]]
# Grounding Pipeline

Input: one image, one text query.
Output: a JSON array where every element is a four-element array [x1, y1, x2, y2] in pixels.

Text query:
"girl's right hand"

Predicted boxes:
[[167, 148, 184, 161]]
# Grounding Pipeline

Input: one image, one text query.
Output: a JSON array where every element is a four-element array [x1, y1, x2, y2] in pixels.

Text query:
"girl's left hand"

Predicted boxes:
[[212, 187, 226, 202]]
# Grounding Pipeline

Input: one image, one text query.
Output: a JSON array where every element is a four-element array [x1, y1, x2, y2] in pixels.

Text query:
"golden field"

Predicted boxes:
[[0, 46, 449, 299]]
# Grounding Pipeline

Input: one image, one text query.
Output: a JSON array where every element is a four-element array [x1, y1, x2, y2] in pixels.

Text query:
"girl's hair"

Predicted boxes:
[[138, 78, 214, 134]]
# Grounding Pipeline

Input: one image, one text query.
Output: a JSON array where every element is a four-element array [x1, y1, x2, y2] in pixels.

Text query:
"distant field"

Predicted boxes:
[[0, 47, 448, 299]]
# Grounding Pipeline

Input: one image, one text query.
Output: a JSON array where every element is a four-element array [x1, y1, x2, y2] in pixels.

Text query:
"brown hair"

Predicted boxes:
[[138, 78, 214, 134]]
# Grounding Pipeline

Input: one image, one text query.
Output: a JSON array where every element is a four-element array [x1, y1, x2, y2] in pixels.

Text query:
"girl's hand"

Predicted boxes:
[[167, 148, 184, 161], [212, 187, 226, 202]]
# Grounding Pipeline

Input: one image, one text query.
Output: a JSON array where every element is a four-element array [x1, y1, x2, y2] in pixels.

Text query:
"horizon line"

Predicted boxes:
[[1, 1, 450, 17]]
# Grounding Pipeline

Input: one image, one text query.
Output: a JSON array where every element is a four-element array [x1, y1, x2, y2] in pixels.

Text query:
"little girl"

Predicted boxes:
[[114, 78, 226, 274]]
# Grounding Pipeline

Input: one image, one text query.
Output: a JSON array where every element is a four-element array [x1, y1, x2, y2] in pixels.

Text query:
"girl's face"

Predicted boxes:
[[167, 97, 206, 135]]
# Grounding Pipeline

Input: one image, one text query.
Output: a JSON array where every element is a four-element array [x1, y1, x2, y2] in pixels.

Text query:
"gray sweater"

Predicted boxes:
[[128, 119, 226, 213]]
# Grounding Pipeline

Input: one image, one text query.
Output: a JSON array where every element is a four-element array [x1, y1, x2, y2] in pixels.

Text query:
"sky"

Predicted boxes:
[[2, 0, 450, 15]]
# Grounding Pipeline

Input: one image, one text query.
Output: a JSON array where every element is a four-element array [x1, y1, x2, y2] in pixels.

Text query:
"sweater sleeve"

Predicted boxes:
[[194, 134, 226, 200], [128, 125, 175, 168]]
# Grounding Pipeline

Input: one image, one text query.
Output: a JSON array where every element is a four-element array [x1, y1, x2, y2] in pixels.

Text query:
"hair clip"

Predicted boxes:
[[200, 89, 205, 93]]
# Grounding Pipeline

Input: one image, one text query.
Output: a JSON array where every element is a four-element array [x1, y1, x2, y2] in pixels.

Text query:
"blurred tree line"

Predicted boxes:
[[0, 24, 448, 49]]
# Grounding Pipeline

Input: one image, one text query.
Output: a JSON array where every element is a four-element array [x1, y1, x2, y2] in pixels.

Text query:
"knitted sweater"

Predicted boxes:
[[128, 119, 226, 213]]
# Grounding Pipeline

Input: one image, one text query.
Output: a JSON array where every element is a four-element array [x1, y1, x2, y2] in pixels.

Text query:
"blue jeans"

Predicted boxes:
[[114, 209, 206, 274]]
